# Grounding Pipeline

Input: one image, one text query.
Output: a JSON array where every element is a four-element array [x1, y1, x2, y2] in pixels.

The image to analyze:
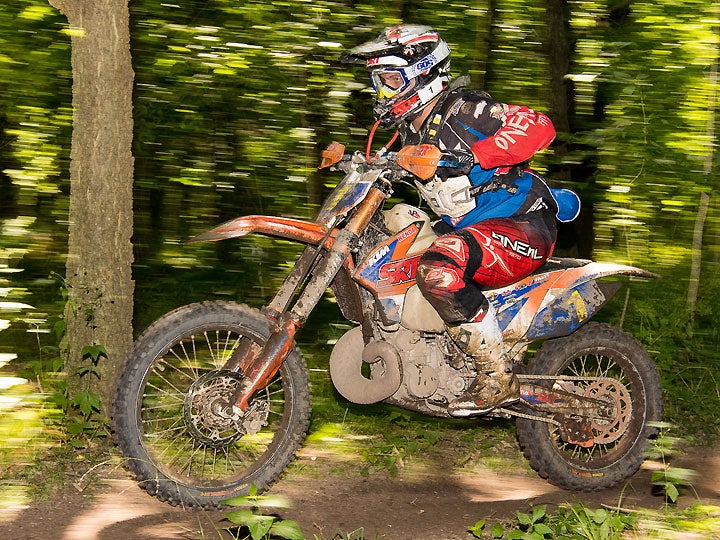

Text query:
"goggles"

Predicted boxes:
[[370, 68, 412, 100]]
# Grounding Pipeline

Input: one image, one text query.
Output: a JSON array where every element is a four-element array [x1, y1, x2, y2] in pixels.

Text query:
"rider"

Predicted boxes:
[[342, 24, 580, 416]]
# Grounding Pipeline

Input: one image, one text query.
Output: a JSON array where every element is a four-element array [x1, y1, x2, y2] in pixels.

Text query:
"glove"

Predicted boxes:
[[437, 148, 475, 178]]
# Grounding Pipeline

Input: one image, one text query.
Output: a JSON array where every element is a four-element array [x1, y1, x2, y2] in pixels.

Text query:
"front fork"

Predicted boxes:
[[228, 187, 387, 411]]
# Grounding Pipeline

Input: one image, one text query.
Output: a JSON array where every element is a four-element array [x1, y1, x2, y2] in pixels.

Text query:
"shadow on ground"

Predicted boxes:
[[1, 444, 719, 540]]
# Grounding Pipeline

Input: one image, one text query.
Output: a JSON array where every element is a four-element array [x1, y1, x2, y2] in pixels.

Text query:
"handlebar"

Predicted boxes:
[[320, 142, 441, 182], [335, 151, 410, 180]]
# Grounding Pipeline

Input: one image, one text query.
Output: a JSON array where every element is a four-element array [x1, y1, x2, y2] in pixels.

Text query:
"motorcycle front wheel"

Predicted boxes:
[[112, 301, 311, 507], [516, 322, 663, 491]]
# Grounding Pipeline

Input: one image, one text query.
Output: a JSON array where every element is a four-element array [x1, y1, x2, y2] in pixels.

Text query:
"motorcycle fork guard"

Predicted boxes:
[[229, 187, 388, 411], [232, 315, 301, 410], [229, 241, 352, 410]]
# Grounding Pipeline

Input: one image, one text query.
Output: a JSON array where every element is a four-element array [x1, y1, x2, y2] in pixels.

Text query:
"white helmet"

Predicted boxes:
[[342, 24, 452, 127]]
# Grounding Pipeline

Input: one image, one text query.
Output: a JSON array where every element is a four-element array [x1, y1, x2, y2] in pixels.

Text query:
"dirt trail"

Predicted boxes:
[[1, 446, 719, 540]]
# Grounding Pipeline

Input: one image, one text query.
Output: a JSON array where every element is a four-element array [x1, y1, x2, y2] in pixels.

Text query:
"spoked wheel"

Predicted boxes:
[[516, 322, 663, 491], [112, 301, 311, 507]]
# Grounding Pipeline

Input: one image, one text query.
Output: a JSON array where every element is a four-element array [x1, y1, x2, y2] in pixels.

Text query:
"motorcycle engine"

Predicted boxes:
[[381, 326, 470, 411], [329, 324, 473, 417]]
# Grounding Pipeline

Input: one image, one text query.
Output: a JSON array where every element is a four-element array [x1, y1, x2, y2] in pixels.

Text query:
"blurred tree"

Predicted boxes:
[[688, 23, 718, 320], [47, 0, 134, 410], [543, 0, 596, 259]]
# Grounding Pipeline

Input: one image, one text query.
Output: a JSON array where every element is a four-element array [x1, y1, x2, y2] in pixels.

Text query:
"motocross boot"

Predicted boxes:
[[446, 303, 519, 416]]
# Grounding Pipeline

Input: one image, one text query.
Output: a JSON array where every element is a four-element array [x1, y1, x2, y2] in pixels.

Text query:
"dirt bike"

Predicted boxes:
[[112, 141, 663, 508]]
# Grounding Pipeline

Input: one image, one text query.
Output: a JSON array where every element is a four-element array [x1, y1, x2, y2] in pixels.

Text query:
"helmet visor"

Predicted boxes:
[[370, 69, 411, 100]]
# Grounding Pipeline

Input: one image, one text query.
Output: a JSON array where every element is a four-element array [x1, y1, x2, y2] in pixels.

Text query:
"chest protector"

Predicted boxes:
[[414, 174, 476, 219]]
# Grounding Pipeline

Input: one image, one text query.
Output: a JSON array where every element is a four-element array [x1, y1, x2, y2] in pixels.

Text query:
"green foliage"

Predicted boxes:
[[0, 0, 719, 517], [18, 278, 109, 449], [78, 344, 106, 377], [637, 504, 720, 538], [468, 433, 716, 538], [645, 422, 696, 504], [470, 504, 636, 539], [616, 273, 720, 440], [51, 343, 108, 449], [223, 485, 305, 540], [360, 410, 440, 475]]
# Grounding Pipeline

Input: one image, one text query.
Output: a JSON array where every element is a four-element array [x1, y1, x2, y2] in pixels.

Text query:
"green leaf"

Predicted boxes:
[[468, 520, 485, 537], [517, 511, 532, 525], [51, 390, 69, 410], [225, 509, 276, 539], [256, 494, 291, 509], [222, 495, 252, 508], [53, 318, 66, 339], [77, 365, 100, 378], [70, 392, 101, 416], [532, 505, 547, 522], [534, 523, 554, 536], [81, 344, 107, 362], [599, 519, 610, 539], [66, 420, 91, 435], [224, 509, 256, 525], [592, 508, 608, 524], [491, 523, 504, 538], [269, 519, 305, 540], [248, 516, 274, 540], [666, 482, 680, 503], [51, 356, 64, 372]]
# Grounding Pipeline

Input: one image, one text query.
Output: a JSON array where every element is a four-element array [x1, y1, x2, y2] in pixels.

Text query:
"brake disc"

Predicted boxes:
[[183, 370, 246, 448]]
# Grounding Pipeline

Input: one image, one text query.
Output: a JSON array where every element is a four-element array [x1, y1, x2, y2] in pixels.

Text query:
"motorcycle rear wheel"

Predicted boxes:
[[516, 322, 662, 491], [112, 301, 311, 507]]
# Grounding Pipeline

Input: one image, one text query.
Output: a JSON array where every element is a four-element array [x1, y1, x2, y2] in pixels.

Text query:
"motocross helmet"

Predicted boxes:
[[341, 24, 452, 127]]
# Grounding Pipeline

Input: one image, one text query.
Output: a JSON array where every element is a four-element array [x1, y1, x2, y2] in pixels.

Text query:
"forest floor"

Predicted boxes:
[[1, 439, 719, 540]]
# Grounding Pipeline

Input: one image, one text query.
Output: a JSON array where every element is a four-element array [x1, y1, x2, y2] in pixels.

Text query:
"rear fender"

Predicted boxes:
[[526, 279, 609, 340], [559, 261, 660, 283], [496, 261, 658, 341], [526, 262, 659, 339]]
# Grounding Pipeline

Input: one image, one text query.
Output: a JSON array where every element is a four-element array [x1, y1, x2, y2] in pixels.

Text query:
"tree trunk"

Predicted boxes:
[[543, 0, 596, 259], [49, 0, 135, 412], [687, 31, 718, 321], [473, 0, 496, 89], [545, 0, 572, 133]]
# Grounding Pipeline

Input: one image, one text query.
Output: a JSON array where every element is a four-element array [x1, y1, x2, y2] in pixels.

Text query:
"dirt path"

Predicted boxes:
[[2, 445, 719, 540]]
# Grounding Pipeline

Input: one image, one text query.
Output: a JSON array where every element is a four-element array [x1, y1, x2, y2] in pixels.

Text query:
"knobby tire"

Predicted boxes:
[[516, 322, 663, 491], [112, 301, 311, 508]]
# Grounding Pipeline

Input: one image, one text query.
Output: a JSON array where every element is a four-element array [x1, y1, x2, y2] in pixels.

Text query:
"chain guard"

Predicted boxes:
[[493, 374, 632, 443]]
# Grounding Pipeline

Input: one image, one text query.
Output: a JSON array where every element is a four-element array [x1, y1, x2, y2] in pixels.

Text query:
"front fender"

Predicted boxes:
[[187, 215, 365, 324], [187, 215, 330, 246]]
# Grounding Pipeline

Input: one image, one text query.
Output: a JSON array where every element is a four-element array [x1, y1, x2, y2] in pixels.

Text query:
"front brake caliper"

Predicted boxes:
[[239, 400, 269, 436]]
